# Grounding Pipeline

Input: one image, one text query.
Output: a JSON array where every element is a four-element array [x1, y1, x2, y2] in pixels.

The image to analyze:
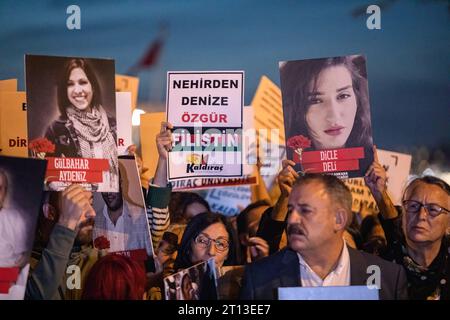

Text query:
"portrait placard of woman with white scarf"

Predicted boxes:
[[43, 58, 119, 192]]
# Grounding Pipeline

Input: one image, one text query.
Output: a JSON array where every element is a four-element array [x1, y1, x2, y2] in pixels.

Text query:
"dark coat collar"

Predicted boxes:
[[279, 248, 301, 287]]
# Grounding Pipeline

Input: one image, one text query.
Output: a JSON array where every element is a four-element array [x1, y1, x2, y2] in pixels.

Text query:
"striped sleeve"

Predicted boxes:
[[146, 184, 172, 250]]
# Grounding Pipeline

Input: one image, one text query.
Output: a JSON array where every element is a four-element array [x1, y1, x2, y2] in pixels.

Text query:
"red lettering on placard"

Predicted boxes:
[[9, 138, 27, 147]]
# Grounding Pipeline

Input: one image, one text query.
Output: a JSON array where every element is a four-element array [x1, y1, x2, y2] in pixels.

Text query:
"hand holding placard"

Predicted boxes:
[[57, 184, 95, 231], [278, 159, 299, 198], [153, 122, 173, 187], [364, 145, 387, 201], [157, 122, 174, 160]]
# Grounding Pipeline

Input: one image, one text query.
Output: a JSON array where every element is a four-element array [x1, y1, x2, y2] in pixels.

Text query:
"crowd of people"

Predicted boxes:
[[12, 120, 447, 301]]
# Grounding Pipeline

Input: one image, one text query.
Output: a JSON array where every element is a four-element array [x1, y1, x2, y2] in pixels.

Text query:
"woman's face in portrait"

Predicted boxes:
[[305, 65, 357, 150], [67, 67, 93, 111]]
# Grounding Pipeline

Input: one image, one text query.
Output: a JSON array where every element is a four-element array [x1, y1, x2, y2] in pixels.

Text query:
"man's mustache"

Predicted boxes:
[[287, 224, 306, 237]]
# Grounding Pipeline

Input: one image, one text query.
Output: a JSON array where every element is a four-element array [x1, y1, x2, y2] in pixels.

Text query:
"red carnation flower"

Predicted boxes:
[[28, 137, 56, 154], [94, 236, 111, 250], [287, 135, 311, 151]]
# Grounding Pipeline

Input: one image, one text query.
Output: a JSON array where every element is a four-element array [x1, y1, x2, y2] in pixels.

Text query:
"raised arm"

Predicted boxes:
[[364, 145, 398, 220], [26, 185, 94, 300], [256, 160, 298, 253], [145, 122, 173, 249]]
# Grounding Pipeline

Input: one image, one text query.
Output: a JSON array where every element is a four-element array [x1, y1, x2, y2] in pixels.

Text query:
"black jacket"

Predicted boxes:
[[240, 247, 408, 300]]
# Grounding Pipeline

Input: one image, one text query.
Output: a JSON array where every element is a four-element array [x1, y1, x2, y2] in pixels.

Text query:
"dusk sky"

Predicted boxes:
[[0, 0, 448, 156]]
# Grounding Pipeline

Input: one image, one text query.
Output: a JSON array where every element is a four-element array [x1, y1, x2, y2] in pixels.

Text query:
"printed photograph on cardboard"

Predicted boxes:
[[0, 155, 47, 299], [25, 54, 118, 192], [164, 258, 218, 300], [280, 55, 374, 179], [93, 156, 153, 260]]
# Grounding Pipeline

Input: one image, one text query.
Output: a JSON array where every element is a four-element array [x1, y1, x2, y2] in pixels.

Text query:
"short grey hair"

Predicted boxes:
[[403, 175, 450, 200]]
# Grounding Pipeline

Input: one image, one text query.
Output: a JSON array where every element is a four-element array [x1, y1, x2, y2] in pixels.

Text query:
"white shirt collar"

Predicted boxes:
[[297, 239, 351, 286], [102, 202, 131, 228], [102, 200, 131, 222]]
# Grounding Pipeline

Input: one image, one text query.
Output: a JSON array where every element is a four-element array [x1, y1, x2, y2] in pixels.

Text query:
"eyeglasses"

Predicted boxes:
[[194, 234, 229, 252], [402, 200, 450, 217]]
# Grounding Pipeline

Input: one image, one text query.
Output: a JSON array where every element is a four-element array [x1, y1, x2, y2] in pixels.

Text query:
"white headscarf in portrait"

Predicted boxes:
[[66, 105, 118, 189]]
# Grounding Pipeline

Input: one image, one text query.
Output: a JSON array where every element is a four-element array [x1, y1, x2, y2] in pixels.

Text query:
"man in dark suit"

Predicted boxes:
[[240, 173, 408, 300]]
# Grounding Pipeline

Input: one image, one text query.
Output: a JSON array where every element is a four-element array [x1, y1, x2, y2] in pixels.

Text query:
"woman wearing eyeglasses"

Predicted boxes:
[[365, 149, 450, 300], [174, 212, 236, 271], [173, 212, 242, 299]]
